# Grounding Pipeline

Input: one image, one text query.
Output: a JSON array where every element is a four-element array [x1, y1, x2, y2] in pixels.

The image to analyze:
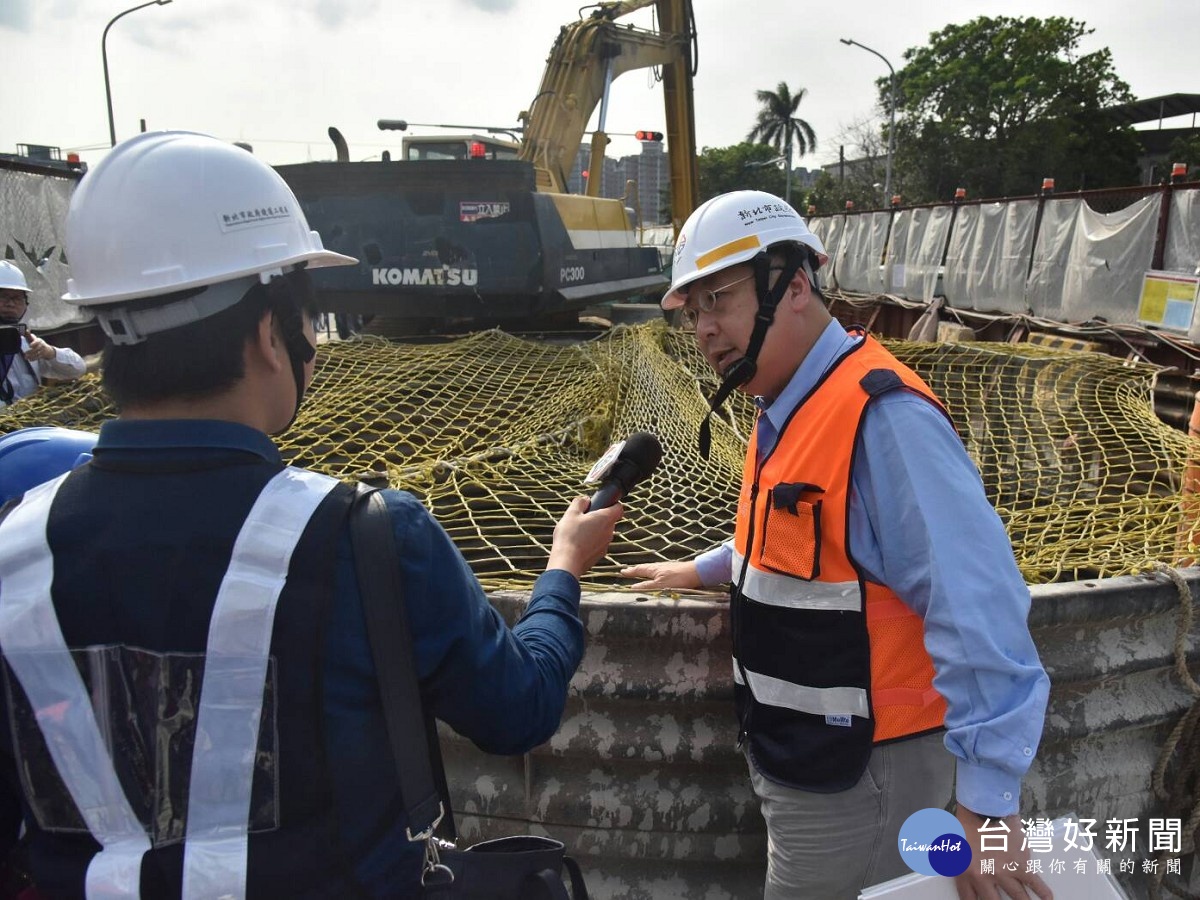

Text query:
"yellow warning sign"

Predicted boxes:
[[1138, 271, 1200, 332]]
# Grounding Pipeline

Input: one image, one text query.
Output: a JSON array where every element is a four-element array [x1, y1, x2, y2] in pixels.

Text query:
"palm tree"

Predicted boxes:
[[747, 82, 817, 204]]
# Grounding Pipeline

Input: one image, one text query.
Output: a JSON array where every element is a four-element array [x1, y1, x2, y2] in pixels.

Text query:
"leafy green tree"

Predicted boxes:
[[802, 116, 896, 213], [803, 170, 887, 216], [1166, 135, 1200, 179], [697, 142, 788, 203], [747, 82, 817, 203], [889, 16, 1139, 201]]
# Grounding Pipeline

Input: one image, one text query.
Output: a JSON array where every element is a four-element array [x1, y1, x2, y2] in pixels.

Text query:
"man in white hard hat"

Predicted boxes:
[[623, 191, 1051, 899], [0, 260, 86, 408], [0, 131, 622, 898]]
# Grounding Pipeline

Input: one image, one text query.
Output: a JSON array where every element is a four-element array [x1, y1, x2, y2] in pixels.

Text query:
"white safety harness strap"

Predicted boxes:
[[0, 467, 340, 900], [181, 467, 339, 900], [0, 474, 149, 899]]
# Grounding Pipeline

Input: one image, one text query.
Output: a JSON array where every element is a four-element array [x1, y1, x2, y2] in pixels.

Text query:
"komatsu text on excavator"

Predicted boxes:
[[274, 0, 698, 332]]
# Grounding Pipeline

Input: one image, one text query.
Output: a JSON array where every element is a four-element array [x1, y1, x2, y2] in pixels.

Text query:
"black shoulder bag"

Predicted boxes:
[[350, 488, 589, 900]]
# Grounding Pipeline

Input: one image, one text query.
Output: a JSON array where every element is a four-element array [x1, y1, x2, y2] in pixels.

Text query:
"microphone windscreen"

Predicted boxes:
[[619, 431, 663, 484]]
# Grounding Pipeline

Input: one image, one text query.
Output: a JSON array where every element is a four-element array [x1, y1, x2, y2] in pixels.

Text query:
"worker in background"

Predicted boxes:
[[0, 131, 622, 899], [621, 191, 1052, 899], [0, 261, 86, 409]]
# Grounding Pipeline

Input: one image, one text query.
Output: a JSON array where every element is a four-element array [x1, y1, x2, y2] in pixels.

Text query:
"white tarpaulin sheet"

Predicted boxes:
[[885, 206, 953, 302], [833, 211, 888, 294], [1026, 198, 1080, 321], [0, 166, 88, 331], [809, 214, 845, 269], [808, 215, 830, 248], [793, 188, 1195, 326], [1060, 194, 1161, 325], [943, 200, 1037, 313], [1164, 186, 1200, 276], [884, 210, 912, 296]]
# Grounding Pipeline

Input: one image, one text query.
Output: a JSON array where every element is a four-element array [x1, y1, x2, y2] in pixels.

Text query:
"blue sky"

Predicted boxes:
[[1, 0, 1195, 171]]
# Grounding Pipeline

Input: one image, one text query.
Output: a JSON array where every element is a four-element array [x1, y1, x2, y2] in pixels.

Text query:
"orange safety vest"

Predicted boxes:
[[731, 331, 948, 791]]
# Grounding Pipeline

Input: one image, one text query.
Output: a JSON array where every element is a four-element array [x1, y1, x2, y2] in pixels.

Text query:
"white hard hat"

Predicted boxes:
[[63, 131, 356, 308], [0, 261, 30, 294], [662, 190, 828, 310]]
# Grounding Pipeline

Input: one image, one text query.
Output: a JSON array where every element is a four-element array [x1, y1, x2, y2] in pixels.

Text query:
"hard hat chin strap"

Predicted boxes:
[[264, 267, 317, 430], [697, 244, 808, 459]]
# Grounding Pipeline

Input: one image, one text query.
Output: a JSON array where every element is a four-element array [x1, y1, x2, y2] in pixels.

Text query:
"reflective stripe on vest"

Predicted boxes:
[[181, 467, 339, 900], [0, 466, 340, 900], [0, 473, 148, 899], [732, 656, 870, 719], [730, 548, 861, 612]]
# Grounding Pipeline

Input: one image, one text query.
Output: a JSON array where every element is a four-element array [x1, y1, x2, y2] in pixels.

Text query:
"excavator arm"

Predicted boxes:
[[517, 0, 698, 233], [655, 0, 699, 235]]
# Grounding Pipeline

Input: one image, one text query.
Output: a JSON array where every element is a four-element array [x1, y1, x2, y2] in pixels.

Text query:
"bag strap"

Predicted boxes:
[[351, 486, 588, 900], [528, 869, 572, 900], [349, 487, 451, 867], [561, 857, 589, 899]]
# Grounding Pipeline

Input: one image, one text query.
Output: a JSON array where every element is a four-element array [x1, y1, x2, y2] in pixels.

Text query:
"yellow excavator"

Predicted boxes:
[[275, 0, 698, 330], [519, 0, 698, 223]]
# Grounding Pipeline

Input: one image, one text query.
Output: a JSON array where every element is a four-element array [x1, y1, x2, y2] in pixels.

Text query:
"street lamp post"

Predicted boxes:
[[743, 152, 791, 200], [103, 0, 173, 147], [784, 136, 792, 205], [839, 37, 895, 202]]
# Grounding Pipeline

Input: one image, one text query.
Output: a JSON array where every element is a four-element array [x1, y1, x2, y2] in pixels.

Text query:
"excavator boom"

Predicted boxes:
[[518, 0, 698, 232]]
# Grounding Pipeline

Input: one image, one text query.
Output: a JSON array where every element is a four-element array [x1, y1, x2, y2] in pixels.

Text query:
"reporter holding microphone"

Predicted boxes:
[[0, 132, 624, 899]]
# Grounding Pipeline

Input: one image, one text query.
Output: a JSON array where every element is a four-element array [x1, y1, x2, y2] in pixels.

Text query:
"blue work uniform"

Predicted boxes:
[[0, 418, 584, 898]]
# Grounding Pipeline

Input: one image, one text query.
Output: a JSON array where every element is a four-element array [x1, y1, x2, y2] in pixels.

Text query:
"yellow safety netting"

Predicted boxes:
[[2, 320, 1196, 590]]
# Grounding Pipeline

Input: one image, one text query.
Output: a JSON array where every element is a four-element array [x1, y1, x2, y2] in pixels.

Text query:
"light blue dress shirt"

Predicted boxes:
[[696, 319, 1050, 818]]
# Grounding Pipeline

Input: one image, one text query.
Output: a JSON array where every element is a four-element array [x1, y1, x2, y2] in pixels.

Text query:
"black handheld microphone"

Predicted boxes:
[[587, 432, 663, 510]]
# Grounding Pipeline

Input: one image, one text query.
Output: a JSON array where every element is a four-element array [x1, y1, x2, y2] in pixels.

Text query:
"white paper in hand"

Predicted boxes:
[[858, 814, 1129, 900]]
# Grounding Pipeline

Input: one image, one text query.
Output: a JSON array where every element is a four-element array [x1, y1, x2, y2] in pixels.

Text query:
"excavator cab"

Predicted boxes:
[[275, 0, 698, 334]]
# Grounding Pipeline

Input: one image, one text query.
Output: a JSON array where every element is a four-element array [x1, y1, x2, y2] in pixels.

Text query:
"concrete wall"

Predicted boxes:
[[440, 570, 1200, 899]]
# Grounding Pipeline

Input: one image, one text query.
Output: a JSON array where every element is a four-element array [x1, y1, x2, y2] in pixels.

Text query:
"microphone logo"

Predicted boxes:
[[585, 432, 664, 511], [586, 439, 628, 484]]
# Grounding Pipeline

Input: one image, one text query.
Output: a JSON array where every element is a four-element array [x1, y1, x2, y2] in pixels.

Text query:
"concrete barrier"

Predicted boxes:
[[440, 569, 1200, 899]]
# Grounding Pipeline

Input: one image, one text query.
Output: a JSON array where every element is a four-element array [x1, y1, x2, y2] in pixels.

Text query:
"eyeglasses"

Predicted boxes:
[[0, 292, 28, 305], [678, 272, 755, 331]]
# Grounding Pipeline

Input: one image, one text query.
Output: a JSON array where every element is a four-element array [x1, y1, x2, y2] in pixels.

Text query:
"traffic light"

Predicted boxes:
[[635, 130, 664, 142]]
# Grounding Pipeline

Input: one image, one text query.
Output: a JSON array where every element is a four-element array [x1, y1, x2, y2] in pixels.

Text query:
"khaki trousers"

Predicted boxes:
[[747, 732, 954, 899]]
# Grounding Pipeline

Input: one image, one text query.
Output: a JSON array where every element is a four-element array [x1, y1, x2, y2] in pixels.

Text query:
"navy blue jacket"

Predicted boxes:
[[0, 418, 585, 898]]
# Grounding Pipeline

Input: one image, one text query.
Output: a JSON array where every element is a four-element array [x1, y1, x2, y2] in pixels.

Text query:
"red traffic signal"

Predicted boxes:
[[635, 130, 664, 142]]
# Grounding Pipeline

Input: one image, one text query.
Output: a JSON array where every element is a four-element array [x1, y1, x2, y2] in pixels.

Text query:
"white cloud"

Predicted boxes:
[[461, 0, 518, 11], [305, 0, 382, 29], [1, 0, 1195, 170]]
